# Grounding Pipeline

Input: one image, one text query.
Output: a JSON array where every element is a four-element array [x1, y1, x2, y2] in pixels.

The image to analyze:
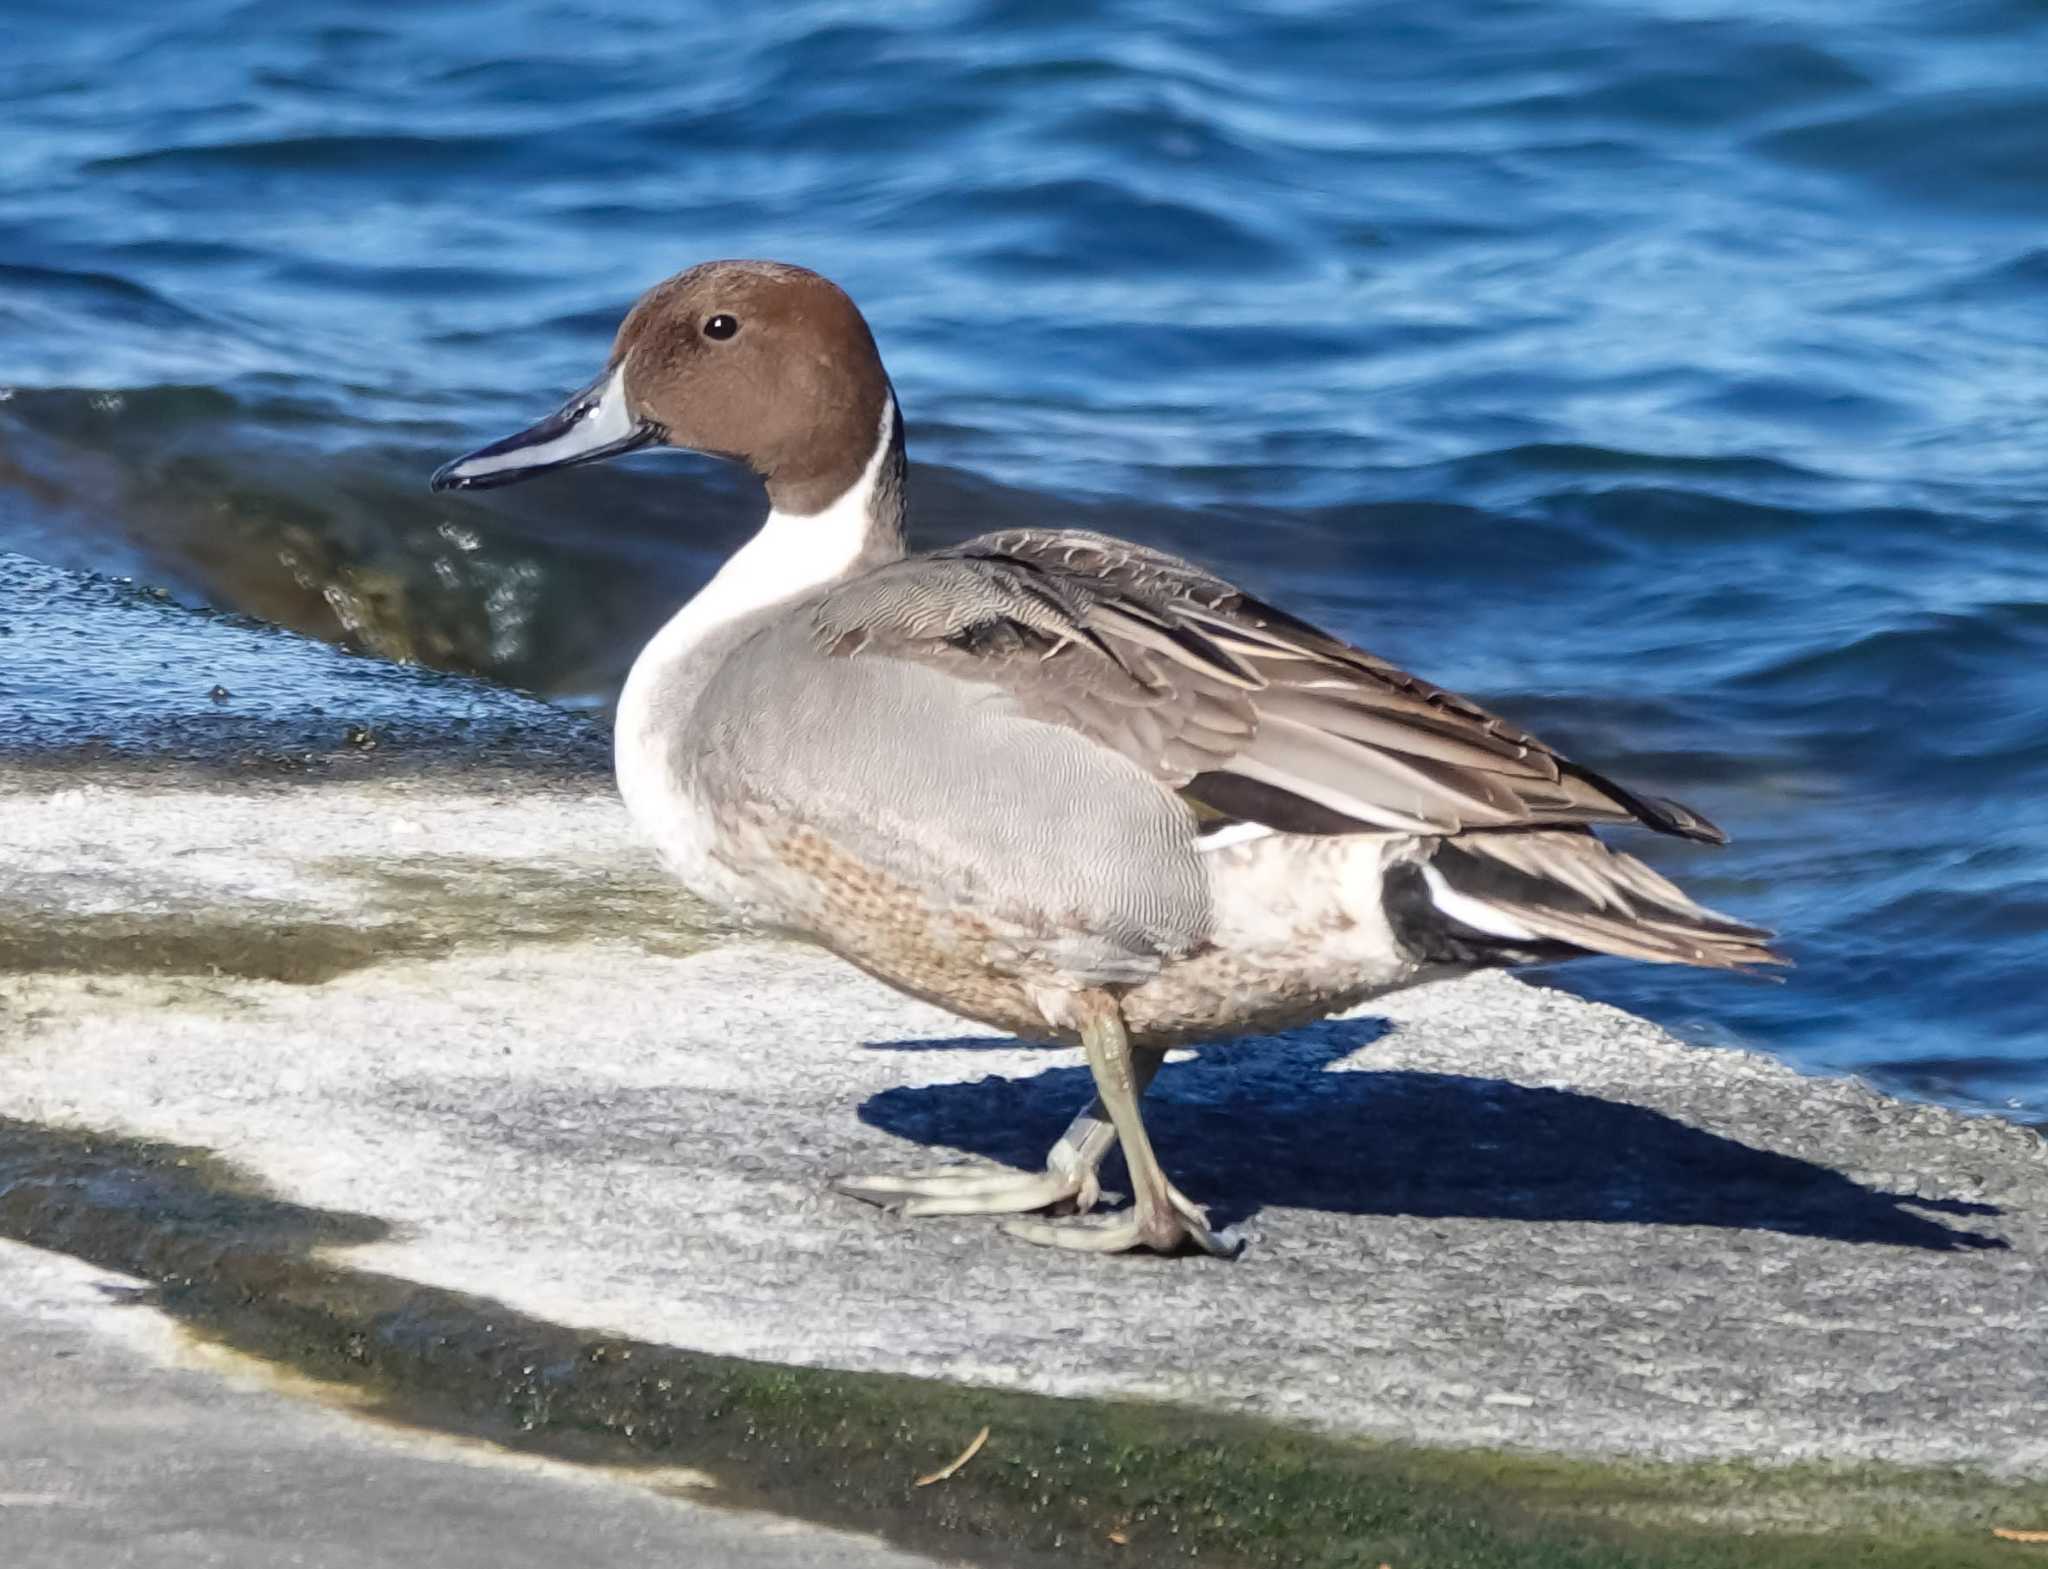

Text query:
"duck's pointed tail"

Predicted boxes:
[[1391, 829, 1787, 973]]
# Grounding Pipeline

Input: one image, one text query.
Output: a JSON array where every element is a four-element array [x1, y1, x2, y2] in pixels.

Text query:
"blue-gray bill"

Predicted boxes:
[[430, 367, 661, 492]]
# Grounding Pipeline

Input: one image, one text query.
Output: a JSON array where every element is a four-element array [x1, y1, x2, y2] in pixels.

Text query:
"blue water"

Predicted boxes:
[[2, 1, 2043, 1120]]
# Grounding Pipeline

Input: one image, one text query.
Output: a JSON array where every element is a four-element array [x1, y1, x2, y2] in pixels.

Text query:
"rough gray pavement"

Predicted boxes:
[[4, 549, 2045, 1484], [0, 1239, 939, 1569]]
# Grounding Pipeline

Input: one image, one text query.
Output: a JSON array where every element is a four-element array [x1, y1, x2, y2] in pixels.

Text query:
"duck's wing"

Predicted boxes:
[[810, 527, 1726, 843]]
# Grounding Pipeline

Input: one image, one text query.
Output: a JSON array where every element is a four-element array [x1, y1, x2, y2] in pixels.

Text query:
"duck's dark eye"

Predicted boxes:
[[703, 314, 739, 341]]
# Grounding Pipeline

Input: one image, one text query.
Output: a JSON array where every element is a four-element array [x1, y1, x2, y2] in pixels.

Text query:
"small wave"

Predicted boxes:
[[1731, 605, 2048, 693], [1442, 444, 1822, 492], [271, 258, 542, 299], [892, 178, 1296, 277], [1487, 42, 1870, 132], [1759, 87, 2048, 213], [1867, 246, 2048, 312], [0, 262, 217, 331], [85, 132, 539, 177], [0, 382, 242, 433], [1678, 376, 1909, 435]]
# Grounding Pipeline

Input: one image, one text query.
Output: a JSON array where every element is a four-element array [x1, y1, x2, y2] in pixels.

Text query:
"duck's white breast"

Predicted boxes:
[[611, 452, 892, 920], [613, 605, 752, 915]]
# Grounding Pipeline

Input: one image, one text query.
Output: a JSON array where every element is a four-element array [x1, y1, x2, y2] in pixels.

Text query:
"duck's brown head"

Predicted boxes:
[[431, 260, 896, 517]]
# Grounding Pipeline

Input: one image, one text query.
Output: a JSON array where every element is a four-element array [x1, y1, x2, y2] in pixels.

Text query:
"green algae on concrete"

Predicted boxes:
[[331, 854, 719, 959], [0, 910, 424, 985], [0, 857, 706, 987], [1, 1115, 2041, 1569]]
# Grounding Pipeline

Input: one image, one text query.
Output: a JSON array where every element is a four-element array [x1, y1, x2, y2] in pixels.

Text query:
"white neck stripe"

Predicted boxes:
[[626, 397, 897, 678]]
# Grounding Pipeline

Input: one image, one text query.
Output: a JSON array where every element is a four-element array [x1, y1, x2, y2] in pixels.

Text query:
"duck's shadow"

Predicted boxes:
[[858, 1020, 2006, 1252]]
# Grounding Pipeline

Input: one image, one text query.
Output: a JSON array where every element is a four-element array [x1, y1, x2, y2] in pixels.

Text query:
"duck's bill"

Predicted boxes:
[[430, 367, 661, 491]]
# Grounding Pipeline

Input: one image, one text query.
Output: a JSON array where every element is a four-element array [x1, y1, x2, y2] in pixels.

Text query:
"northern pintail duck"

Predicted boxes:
[[433, 260, 1781, 1258]]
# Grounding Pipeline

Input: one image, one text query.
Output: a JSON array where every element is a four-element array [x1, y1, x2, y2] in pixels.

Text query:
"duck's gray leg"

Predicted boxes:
[[1002, 990, 1240, 1258], [833, 1050, 1164, 1218]]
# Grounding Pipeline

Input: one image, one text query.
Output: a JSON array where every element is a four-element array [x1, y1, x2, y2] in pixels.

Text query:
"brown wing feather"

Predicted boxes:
[[811, 527, 1727, 845]]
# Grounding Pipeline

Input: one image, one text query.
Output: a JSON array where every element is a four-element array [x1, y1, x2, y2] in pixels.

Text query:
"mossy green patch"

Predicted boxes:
[[0, 911, 422, 984], [0, 855, 707, 985], [0, 1115, 2041, 1568], [329, 852, 715, 959]]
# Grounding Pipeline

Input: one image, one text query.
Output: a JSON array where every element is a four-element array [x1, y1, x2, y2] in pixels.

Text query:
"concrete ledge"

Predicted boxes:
[[4, 551, 2047, 1563]]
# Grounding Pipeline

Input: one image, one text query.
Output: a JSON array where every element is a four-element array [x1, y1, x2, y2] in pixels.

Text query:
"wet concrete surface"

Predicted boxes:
[[0, 549, 607, 779], [5, 551, 2048, 1565]]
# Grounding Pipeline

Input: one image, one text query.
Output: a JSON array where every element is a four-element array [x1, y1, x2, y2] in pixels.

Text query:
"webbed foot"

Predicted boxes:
[[834, 1162, 1104, 1218], [1003, 1182, 1241, 1258]]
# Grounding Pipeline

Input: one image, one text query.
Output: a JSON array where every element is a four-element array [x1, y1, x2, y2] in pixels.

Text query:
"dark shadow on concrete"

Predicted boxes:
[[0, 1115, 391, 1260], [857, 1022, 2008, 1251]]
